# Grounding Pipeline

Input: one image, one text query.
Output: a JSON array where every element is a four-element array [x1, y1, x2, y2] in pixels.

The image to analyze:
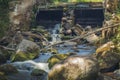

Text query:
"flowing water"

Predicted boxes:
[[51, 23, 61, 43], [8, 23, 96, 80]]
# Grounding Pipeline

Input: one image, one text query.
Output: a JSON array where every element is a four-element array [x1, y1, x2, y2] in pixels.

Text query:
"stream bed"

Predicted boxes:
[[7, 23, 96, 80], [7, 43, 96, 80]]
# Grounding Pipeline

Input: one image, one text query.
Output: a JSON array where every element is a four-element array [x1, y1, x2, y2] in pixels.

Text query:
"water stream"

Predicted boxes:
[[51, 23, 61, 43], [8, 23, 96, 80]]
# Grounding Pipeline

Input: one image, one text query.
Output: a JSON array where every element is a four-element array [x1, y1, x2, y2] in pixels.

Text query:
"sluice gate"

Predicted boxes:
[[74, 8, 104, 27], [36, 3, 104, 27], [36, 9, 63, 27]]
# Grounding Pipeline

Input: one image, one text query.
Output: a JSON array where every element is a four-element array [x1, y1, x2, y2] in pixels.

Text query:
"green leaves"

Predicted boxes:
[[0, 0, 10, 38]]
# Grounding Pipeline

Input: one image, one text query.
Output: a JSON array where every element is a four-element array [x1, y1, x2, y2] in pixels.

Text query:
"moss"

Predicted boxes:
[[96, 50, 120, 70], [31, 69, 47, 76], [47, 54, 69, 69], [41, 48, 58, 54], [61, 35, 74, 40], [11, 50, 39, 62], [48, 48, 58, 54], [48, 57, 60, 69], [1, 49, 15, 60]]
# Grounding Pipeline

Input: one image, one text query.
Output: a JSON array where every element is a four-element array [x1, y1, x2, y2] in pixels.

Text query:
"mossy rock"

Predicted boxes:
[[96, 51, 120, 70], [41, 48, 58, 54], [32, 28, 50, 38], [0, 49, 15, 60], [31, 69, 48, 80], [11, 39, 40, 62], [0, 72, 8, 80], [48, 48, 58, 54], [0, 64, 18, 75], [61, 35, 74, 40], [11, 51, 39, 62], [31, 69, 47, 76], [47, 54, 69, 69], [48, 56, 99, 80]]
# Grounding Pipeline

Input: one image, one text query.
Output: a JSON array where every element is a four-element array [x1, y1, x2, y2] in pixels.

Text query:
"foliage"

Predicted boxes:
[[112, 26, 120, 43], [52, 0, 103, 4], [116, 0, 120, 14], [0, 0, 11, 38], [0, 0, 10, 7]]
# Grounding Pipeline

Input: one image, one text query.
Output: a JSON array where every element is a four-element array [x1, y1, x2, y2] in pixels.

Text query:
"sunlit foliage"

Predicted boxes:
[[52, 0, 103, 4]]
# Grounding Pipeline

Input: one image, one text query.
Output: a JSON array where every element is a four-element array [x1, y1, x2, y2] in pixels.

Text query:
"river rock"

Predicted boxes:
[[47, 48, 58, 54], [11, 39, 40, 61], [84, 33, 99, 43], [102, 75, 113, 80], [63, 41, 77, 46], [31, 69, 47, 80], [0, 48, 14, 61], [95, 42, 120, 72], [0, 64, 18, 75], [48, 55, 99, 80], [114, 69, 120, 79], [0, 72, 8, 80], [47, 54, 69, 69]]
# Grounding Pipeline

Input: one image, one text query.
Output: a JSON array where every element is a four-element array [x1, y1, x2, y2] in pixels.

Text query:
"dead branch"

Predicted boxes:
[[22, 32, 48, 42], [42, 23, 120, 50], [0, 45, 15, 51]]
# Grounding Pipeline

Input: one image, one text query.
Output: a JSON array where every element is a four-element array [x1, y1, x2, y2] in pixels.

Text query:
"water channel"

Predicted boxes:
[[7, 23, 96, 80]]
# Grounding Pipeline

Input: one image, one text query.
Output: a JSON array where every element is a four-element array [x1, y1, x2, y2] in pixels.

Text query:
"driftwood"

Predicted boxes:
[[22, 32, 48, 42], [0, 45, 15, 51], [42, 23, 120, 50]]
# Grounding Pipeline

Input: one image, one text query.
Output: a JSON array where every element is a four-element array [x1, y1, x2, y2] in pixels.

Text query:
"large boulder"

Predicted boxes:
[[11, 39, 40, 62], [48, 55, 99, 80]]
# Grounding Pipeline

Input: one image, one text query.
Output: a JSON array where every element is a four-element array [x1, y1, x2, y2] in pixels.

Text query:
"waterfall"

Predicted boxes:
[[51, 24, 61, 43], [14, 4, 18, 14]]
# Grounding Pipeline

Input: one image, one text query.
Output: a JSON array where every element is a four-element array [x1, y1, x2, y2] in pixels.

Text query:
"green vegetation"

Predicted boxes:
[[0, 0, 10, 38], [116, 0, 120, 14], [47, 54, 69, 68], [52, 0, 103, 4], [11, 50, 39, 62]]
